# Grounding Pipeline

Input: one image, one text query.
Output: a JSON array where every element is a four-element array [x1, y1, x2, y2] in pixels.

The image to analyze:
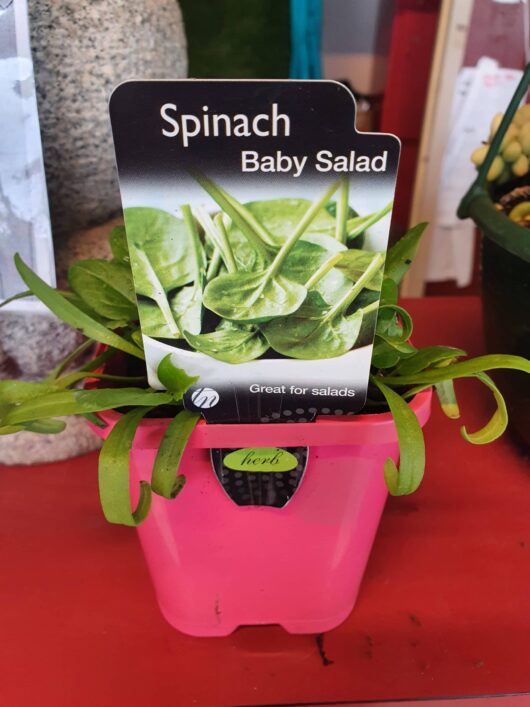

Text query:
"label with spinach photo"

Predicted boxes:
[[109, 80, 400, 424]]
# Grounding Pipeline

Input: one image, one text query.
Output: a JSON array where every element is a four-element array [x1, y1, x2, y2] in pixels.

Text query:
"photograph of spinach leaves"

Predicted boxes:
[[127, 174, 392, 363]]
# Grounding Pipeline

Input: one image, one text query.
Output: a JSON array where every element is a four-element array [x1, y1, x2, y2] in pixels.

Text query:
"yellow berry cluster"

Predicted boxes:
[[471, 105, 530, 182]]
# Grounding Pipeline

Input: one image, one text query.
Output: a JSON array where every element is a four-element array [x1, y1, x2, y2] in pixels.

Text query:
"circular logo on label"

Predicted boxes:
[[191, 387, 220, 409]]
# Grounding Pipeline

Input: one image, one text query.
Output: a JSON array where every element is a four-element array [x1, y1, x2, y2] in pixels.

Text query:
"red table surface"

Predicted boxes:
[[1, 297, 529, 707]]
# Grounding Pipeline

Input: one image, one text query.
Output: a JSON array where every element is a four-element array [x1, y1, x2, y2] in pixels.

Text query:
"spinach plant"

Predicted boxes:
[[1, 215, 529, 525]]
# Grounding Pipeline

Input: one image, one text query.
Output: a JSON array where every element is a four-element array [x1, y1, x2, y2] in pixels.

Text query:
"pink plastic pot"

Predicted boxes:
[[91, 390, 432, 637]]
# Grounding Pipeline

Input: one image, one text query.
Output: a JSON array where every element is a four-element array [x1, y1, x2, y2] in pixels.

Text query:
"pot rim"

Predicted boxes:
[[89, 348, 432, 448], [92, 389, 432, 449]]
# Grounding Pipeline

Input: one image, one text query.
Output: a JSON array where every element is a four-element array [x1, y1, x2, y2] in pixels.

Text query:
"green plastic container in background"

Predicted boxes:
[[458, 65, 530, 449]]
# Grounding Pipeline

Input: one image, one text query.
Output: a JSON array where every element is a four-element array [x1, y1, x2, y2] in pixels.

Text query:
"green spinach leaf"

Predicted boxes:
[[138, 299, 176, 338], [371, 340, 403, 369], [376, 304, 413, 343], [151, 410, 200, 499], [15, 255, 145, 360], [0, 379, 47, 402], [262, 304, 364, 359], [203, 270, 307, 323], [192, 172, 273, 260], [384, 222, 428, 285], [380, 354, 530, 387], [124, 207, 199, 337], [203, 182, 340, 322], [231, 197, 337, 248], [1, 388, 172, 426], [170, 285, 203, 335], [138, 285, 202, 339], [460, 372, 508, 444], [281, 240, 351, 306], [345, 200, 393, 245], [435, 379, 460, 418], [98, 406, 153, 526], [336, 249, 384, 291], [378, 277, 399, 306], [371, 377, 426, 495], [156, 354, 199, 399], [108, 225, 130, 263], [262, 254, 383, 359], [125, 207, 198, 293], [395, 346, 467, 375], [68, 259, 138, 321], [184, 321, 269, 363], [194, 206, 237, 274], [224, 197, 343, 274]]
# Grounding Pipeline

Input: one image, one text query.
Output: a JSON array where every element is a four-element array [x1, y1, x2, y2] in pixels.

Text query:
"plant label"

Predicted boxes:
[[109, 80, 400, 426]]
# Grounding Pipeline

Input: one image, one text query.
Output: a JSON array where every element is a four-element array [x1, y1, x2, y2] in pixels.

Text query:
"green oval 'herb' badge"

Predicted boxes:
[[224, 447, 298, 473]]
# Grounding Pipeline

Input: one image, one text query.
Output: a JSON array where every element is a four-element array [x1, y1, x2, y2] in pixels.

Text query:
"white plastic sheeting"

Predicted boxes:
[[0, 0, 54, 303]]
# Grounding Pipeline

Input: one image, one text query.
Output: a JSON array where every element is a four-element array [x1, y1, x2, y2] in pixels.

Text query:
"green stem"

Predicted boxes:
[[194, 207, 237, 274], [182, 204, 205, 279], [181, 205, 205, 331], [360, 300, 380, 317], [268, 180, 341, 278], [82, 347, 118, 372], [0, 289, 33, 309], [217, 185, 277, 247], [325, 252, 384, 320], [192, 171, 270, 259], [335, 177, 349, 243], [304, 252, 343, 289], [346, 214, 372, 232], [377, 354, 530, 387], [98, 406, 154, 526], [214, 214, 238, 273], [347, 200, 393, 239], [45, 338, 95, 382], [206, 247, 222, 281], [135, 250, 180, 337]]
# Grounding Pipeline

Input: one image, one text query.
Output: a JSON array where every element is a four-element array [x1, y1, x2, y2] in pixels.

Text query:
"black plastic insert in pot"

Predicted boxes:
[[482, 237, 530, 447]]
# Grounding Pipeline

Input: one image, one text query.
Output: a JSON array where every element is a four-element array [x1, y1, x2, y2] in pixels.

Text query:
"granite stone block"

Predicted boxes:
[[28, 0, 187, 243], [0, 415, 101, 466], [0, 310, 82, 379]]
